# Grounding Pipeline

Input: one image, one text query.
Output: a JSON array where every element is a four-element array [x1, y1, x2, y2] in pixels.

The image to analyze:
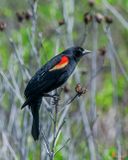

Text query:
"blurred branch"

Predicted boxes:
[[2, 132, 18, 160], [80, 98, 96, 160], [40, 130, 51, 156], [103, 0, 128, 29], [0, 69, 23, 102], [51, 101, 58, 158], [41, 95, 67, 160], [28, 0, 40, 65], [54, 138, 70, 156], [104, 25, 128, 81], [90, 17, 98, 122], [62, 0, 74, 46], [9, 38, 31, 80], [105, 26, 122, 160]]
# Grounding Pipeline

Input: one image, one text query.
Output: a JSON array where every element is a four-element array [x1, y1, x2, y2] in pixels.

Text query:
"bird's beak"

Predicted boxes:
[[82, 49, 91, 55]]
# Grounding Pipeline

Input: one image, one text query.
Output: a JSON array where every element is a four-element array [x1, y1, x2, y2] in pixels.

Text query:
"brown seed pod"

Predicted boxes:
[[95, 13, 104, 23], [58, 19, 65, 26], [24, 10, 33, 20], [81, 70, 87, 75], [83, 12, 92, 24], [88, 0, 95, 7], [81, 87, 88, 94], [63, 85, 70, 93], [0, 21, 6, 31], [99, 47, 106, 56], [75, 84, 88, 96], [16, 12, 24, 22], [75, 84, 82, 93], [105, 16, 113, 24]]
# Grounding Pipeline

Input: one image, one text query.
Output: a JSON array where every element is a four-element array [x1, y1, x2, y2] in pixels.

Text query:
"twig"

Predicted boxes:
[[66, 93, 78, 105], [105, 26, 122, 160], [50, 97, 59, 160], [0, 69, 23, 103], [54, 138, 70, 156], [90, 16, 98, 123], [9, 38, 31, 80], [79, 98, 96, 160], [28, 0, 40, 65], [104, 25, 128, 81], [40, 130, 51, 156], [2, 132, 18, 160], [55, 120, 65, 142]]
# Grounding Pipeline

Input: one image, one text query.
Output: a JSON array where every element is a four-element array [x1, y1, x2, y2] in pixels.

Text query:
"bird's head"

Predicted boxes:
[[66, 46, 91, 62]]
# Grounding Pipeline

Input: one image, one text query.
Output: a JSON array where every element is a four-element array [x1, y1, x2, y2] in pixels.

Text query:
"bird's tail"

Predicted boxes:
[[21, 97, 42, 140], [21, 97, 30, 109]]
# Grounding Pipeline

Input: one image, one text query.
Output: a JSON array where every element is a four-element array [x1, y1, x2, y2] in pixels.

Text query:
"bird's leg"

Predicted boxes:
[[43, 93, 60, 106], [43, 93, 54, 98], [52, 92, 60, 105], [43, 93, 60, 101]]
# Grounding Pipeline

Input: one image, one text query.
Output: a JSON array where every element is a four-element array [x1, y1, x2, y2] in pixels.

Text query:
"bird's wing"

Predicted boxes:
[[24, 54, 69, 97]]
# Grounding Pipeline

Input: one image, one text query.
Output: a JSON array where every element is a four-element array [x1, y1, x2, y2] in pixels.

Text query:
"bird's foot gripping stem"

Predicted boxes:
[[52, 94, 60, 105], [43, 93, 60, 105], [53, 94, 60, 101], [43, 93, 60, 102]]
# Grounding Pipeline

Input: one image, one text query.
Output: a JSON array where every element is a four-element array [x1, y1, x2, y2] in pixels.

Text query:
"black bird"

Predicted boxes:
[[21, 46, 91, 140]]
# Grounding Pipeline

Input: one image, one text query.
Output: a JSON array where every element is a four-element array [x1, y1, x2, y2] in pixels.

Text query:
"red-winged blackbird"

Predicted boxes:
[[21, 46, 91, 140]]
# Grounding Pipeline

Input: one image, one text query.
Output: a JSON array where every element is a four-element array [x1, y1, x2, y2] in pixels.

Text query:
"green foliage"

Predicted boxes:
[[96, 73, 126, 111], [0, 46, 8, 69], [117, 75, 126, 99], [54, 132, 64, 160], [102, 146, 116, 160], [96, 76, 113, 111], [40, 39, 55, 64], [54, 152, 63, 160], [2, 92, 10, 111], [1, 8, 13, 17], [0, 0, 128, 159]]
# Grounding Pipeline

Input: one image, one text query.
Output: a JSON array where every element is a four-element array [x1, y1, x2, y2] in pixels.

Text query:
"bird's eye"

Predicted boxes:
[[75, 50, 82, 57]]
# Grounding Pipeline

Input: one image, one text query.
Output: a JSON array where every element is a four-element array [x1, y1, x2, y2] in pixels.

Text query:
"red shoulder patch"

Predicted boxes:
[[49, 56, 69, 71]]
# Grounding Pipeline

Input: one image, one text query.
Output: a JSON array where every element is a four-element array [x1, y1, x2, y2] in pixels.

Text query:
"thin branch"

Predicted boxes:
[[104, 25, 128, 81], [40, 130, 51, 156], [2, 132, 18, 160], [79, 98, 96, 160], [9, 38, 31, 80], [54, 138, 70, 156], [55, 120, 65, 142]]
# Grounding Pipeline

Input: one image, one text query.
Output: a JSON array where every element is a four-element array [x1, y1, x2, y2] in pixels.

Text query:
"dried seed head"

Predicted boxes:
[[0, 21, 6, 31], [75, 84, 82, 94], [84, 12, 92, 24], [82, 87, 88, 94], [81, 70, 87, 75], [95, 13, 104, 23], [99, 47, 106, 56], [24, 10, 32, 20], [16, 12, 24, 22], [88, 0, 95, 7], [63, 85, 70, 93], [105, 16, 113, 24], [75, 84, 87, 96], [58, 19, 65, 26]]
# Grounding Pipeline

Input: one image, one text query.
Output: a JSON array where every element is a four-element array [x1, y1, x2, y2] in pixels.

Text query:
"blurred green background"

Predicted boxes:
[[0, 0, 128, 159]]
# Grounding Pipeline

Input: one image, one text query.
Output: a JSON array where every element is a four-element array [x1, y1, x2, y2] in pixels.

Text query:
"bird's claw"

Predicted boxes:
[[52, 94, 60, 105], [53, 94, 60, 101]]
